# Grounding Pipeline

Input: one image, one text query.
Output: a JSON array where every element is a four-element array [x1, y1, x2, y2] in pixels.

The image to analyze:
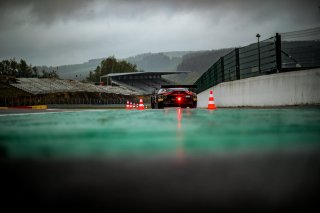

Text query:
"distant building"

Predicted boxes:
[[102, 71, 189, 95]]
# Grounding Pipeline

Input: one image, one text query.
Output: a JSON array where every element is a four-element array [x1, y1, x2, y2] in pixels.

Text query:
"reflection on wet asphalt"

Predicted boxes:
[[0, 108, 320, 211], [0, 108, 320, 158]]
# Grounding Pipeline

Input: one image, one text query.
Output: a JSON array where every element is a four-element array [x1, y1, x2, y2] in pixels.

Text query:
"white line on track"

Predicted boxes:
[[0, 109, 112, 117]]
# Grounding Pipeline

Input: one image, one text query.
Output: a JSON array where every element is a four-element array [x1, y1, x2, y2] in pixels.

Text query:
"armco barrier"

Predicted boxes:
[[31, 105, 48, 109], [1, 105, 48, 110]]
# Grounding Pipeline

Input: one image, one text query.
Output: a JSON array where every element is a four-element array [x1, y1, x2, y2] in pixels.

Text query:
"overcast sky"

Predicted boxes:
[[0, 0, 319, 66]]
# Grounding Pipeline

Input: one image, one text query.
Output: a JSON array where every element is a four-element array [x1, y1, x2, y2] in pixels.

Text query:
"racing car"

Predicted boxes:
[[151, 85, 197, 109]]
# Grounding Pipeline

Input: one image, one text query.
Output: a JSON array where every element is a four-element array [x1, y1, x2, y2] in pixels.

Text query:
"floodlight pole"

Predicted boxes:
[[256, 33, 261, 73]]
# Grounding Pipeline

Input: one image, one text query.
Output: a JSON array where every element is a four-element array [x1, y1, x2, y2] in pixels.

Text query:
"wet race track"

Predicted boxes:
[[1, 108, 320, 157], [0, 108, 320, 211]]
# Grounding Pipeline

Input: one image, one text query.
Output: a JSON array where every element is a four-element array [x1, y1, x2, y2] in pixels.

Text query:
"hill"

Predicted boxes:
[[165, 48, 234, 84], [36, 49, 233, 83], [37, 51, 190, 81], [37, 58, 104, 81], [125, 51, 190, 72]]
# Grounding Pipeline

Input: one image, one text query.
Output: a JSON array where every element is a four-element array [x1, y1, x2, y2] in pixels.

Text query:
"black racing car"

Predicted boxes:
[[151, 85, 197, 109]]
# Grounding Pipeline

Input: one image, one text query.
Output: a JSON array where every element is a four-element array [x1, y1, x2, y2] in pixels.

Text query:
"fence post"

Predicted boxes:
[[220, 57, 225, 83], [275, 33, 282, 73], [235, 48, 240, 80]]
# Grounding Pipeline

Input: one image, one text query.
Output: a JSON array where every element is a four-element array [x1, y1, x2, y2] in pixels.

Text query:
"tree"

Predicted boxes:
[[0, 61, 4, 75], [86, 56, 139, 82], [0, 60, 11, 75], [0, 58, 58, 78], [19, 59, 32, 77], [32, 66, 39, 77], [41, 70, 59, 79], [10, 59, 19, 76]]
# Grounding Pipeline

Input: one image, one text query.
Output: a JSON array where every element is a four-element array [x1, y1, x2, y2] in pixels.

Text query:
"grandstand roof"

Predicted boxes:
[[102, 71, 190, 78]]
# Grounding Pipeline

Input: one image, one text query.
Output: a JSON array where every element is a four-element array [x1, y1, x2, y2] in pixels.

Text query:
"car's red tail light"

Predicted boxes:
[[177, 97, 181, 102]]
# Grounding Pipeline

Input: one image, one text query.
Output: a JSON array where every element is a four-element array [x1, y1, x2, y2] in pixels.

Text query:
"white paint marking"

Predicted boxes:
[[0, 109, 112, 117]]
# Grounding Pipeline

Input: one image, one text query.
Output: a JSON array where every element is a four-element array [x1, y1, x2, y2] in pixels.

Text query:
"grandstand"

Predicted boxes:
[[7, 72, 188, 96], [0, 72, 188, 106], [0, 77, 143, 106], [102, 71, 189, 94], [10, 78, 139, 95]]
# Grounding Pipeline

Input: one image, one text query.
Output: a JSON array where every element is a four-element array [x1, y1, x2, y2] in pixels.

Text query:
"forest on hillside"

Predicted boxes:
[[37, 58, 103, 81], [31, 49, 235, 84], [86, 56, 139, 83], [177, 49, 233, 73], [166, 48, 234, 84], [125, 52, 186, 72], [0, 58, 59, 78]]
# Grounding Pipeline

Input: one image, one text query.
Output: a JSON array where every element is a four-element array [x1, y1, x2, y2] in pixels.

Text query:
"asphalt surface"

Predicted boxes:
[[0, 108, 320, 211], [1, 150, 320, 212]]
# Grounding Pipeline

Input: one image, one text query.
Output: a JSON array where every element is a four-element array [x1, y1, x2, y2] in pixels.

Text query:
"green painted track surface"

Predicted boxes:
[[0, 108, 320, 158]]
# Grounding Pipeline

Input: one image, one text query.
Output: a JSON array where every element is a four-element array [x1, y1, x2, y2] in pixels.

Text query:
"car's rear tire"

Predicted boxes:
[[150, 97, 155, 109], [157, 102, 164, 109]]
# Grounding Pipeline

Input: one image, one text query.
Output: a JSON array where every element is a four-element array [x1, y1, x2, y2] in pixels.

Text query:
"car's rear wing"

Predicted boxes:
[[161, 85, 197, 88]]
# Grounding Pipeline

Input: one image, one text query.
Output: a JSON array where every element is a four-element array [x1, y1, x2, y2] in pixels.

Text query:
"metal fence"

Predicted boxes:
[[239, 37, 277, 79], [281, 28, 320, 69], [223, 50, 237, 82], [194, 27, 320, 93]]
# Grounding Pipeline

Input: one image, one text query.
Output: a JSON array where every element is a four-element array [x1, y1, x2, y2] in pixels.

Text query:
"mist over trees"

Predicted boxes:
[[86, 56, 139, 82], [126, 52, 185, 72], [37, 52, 188, 81], [0, 49, 234, 84], [0, 58, 59, 78], [177, 49, 234, 73], [167, 48, 234, 84]]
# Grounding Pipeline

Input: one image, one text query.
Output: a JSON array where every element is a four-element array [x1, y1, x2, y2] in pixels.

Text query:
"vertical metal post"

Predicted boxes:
[[256, 34, 261, 73], [258, 41, 261, 73], [235, 48, 240, 80], [220, 57, 225, 83], [275, 33, 282, 73]]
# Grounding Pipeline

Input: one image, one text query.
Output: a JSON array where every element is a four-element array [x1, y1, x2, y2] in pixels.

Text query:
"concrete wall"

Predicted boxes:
[[197, 68, 320, 107]]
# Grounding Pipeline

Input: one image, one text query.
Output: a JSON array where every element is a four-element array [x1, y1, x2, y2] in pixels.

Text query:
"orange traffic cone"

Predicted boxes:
[[208, 90, 217, 110], [138, 98, 145, 110], [126, 100, 130, 110], [130, 102, 133, 109]]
